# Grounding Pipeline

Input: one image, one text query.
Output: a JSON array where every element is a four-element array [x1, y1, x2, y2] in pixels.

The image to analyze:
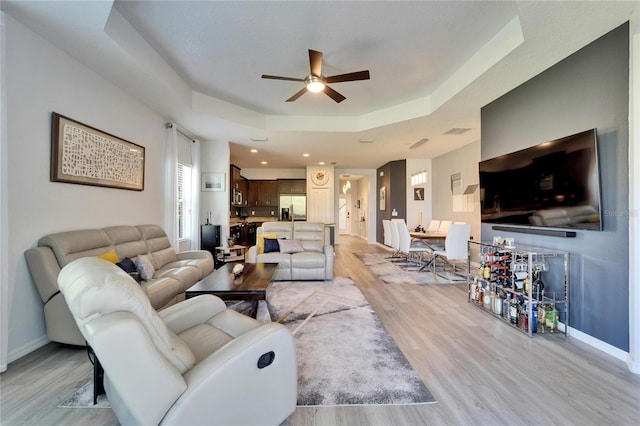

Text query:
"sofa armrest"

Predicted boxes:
[[159, 295, 227, 334], [167, 323, 297, 425], [247, 245, 258, 263], [25, 246, 62, 303], [177, 250, 213, 261]]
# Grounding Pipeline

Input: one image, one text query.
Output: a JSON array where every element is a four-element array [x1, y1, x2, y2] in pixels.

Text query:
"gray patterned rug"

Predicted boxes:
[[354, 252, 468, 285], [267, 277, 435, 406], [59, 277, 436, 409]]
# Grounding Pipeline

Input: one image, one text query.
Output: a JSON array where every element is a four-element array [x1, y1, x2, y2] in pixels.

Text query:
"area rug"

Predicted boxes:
[[59, 278, 435, 409], [354, 252, 467, 285], [267, 277, 435, 406], [58, 381, 110, 408]]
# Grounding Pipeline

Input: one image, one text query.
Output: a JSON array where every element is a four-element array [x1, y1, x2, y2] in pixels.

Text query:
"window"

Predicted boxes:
[[177, 163, 192, 240]]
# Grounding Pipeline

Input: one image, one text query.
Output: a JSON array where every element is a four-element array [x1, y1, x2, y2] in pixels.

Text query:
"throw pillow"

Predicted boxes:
[[96, 249, 118, 263], [135, 254, 155, 281], [263, 238, 280, 253], [257, 233, 278, 254], [278, 239, 304, 254], [116, 257, 137, 274]]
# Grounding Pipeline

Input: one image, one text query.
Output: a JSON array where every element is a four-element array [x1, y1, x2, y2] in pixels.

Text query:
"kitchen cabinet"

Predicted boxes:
[[230, 165, 248, 206], [278, 179, 306, 194], [248, 180, 278, 207]]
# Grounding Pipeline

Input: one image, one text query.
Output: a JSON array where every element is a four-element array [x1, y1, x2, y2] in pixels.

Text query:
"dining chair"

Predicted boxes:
[[395, 221, 432, 269], [382, 220, 392, 247], [387, 219, 401, 258], [432, 223, 471, 279], [427, 220, 441, 232], [438, 220, 452, 234]]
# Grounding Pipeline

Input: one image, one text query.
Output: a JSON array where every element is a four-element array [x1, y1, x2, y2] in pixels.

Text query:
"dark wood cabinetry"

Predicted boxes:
[[248, 180, 278, 207], [278, 179, 306, 194], [230, 164, 248, 206]]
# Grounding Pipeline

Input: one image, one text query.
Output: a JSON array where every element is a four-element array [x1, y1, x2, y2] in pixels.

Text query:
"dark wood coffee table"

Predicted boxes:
[[185, 263, 278, 318]]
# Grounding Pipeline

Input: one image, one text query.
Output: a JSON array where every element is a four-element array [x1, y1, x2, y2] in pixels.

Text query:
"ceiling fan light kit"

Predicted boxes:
[[262, 49, 370, 103]]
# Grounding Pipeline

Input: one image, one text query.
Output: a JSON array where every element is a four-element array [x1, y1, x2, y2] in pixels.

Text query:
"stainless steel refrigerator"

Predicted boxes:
[[279, 195, 306, 221]]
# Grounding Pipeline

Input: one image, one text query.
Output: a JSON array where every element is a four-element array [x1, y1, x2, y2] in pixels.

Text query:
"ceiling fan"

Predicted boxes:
[[262, 49, 370, 103]]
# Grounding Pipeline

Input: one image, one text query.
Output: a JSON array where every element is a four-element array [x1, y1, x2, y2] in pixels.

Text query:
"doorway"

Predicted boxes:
[[338, 195, 351, 235]]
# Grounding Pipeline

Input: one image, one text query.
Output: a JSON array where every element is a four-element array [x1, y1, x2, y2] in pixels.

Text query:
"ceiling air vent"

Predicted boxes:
[[409, 138, 428, 150], [358, 139, 374, 144], [443, 128, 471, 135]]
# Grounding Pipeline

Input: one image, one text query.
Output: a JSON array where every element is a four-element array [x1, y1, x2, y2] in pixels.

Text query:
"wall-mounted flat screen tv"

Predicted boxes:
[[479, 129, 602, 231]]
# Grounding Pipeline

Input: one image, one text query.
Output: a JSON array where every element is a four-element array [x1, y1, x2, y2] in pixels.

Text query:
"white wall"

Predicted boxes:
[[431, 141, 481, 240], [4, 15, 167, 362], [200, 140, 231, 242], [406, 158, 433, 230], [240, 168, 305, 180]]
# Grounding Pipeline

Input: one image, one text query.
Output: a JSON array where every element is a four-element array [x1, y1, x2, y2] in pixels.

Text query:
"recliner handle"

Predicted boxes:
[[257, 351, 275, 369]]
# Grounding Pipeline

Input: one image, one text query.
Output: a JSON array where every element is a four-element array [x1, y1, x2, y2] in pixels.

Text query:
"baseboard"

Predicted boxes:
[[8, 335, 49, 364], [568, 326, 634, 371]]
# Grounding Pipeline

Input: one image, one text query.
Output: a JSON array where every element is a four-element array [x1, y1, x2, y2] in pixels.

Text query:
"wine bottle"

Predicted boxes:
[[509, 295, 518, 324]]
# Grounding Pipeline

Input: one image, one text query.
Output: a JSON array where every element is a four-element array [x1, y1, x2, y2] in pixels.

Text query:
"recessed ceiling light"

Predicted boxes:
[[319, 161, 325, 165], [303, 153, 310, 157], [261, 161, 267, 165], [250, 149, 258, 153]]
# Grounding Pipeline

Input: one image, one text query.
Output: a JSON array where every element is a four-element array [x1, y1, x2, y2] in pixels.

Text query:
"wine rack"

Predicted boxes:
[[467, 240, 569, 337]]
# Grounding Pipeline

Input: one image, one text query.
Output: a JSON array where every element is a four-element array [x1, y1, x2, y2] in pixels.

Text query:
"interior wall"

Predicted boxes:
[[239, 168, 306, 180], [200, 140, 231, 244], [376, 160, 406, 243], [406, 158, 433, 231], [431, 141, 481, 240], [480, 23, 630, 352], [5, 15, 167, 362]]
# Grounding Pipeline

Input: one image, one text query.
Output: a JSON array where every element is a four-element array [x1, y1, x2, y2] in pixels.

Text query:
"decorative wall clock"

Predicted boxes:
[[311, 169, 329, 186]]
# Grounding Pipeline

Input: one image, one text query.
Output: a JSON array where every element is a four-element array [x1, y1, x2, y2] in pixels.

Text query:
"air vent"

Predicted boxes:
[[409, 138, 428, 150], [358, 139, 374, 144], [443, 128, 471, 135]]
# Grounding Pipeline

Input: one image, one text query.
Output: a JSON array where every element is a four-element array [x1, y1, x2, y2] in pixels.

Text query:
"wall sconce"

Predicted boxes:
[[410, 171, 427, 186]]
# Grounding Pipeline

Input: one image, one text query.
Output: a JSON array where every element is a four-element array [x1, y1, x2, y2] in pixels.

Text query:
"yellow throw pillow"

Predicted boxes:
[[257, 233, 278, 254], [96, 249, 118, 263]]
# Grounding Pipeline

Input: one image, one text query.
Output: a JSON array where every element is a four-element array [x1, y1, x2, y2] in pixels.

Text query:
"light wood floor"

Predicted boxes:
[[2, 236, 639, 425]]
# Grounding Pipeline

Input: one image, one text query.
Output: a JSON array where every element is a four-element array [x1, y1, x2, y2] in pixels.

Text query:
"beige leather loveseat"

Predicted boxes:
[[25, 224, 214, 346], [247, 221, 334, 281]]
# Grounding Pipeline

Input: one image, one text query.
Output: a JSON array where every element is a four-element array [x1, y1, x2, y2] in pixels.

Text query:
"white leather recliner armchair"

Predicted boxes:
[[58, 257, 297, 426]]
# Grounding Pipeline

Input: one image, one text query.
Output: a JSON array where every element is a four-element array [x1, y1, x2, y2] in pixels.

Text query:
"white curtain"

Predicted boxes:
[[168, 123, 201, 252], [165, 124, 179, 250], [189, 140, 201, 251]]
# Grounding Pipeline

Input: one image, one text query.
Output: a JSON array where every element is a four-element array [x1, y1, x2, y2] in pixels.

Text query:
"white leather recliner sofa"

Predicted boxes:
[[58, 257, 297, 426], [25, 224, 213, 346], [247, 222, 334, 281]]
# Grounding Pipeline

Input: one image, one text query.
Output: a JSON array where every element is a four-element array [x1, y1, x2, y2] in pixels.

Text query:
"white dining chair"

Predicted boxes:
[[395, 221, 432, 269], [438, 220, 452, 234], [382, 220, 392, 247], [427, 220, 441, 232], [432, 223, 471, 279]]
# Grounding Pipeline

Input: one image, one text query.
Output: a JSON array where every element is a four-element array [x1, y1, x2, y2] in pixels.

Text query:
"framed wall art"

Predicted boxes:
[[50, 112, 145, 191], [379, 186, 386, 210], [202, 172, 225, 192]]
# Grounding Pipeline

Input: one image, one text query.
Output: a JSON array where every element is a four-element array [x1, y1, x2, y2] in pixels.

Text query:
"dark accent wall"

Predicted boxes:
[[377, 160, 407, 243], [481, 23, 630, 350]]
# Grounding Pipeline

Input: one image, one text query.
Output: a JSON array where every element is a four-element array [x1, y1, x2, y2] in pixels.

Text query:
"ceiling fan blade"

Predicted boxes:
[[323, 85, 346, 103], [325, 70, 370, 84], [262, 74, 305, 82], [309, 49, 323, 76], [286, 87, 308, 102]]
